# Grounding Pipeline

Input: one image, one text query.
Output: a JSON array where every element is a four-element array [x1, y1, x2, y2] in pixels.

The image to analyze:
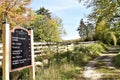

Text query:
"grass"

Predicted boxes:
[[3, 42, 106, 80], [95, 59, 120, 80], [96, 67, 120, 80], [35, 42, 106, 80], [35, 63, 84, 80]]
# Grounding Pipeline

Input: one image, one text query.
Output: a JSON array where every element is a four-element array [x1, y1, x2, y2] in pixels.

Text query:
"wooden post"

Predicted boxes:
[[2, 22, 10, 80], [29, 29, 35, 80]]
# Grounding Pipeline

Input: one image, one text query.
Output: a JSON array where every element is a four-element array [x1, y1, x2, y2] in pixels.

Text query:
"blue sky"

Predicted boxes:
[[29, 0, 92, 40]]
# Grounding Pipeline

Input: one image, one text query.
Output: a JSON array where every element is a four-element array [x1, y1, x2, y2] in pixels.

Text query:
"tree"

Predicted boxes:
[[52, 15, 66, 37], [31, 7, 65, 42], [0, 0, 33, 27], [86, 22, 94, 40], [36, 7, 51, 19], [0, 0, 34, 42], [78, 0, 120, 45], [28, 13, 63, 42], [94, 20, 109, 40], [77, 19, 86, 39], [78, 0, 120, 25]]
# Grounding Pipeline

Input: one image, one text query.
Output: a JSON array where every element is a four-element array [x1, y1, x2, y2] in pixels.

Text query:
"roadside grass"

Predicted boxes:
[[96, 67, 120, 80], [35, 42, 107, 80], [0, 42, 107, 80], [35, 63, 84, 80], [95, 59, 120, 80]]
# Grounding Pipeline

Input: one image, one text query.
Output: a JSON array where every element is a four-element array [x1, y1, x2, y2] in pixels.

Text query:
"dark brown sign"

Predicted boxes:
[[10, 27, 32, 71]]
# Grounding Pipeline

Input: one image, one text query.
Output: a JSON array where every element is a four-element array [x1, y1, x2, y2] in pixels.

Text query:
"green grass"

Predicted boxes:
[[35, 43, 106, 80], [35, 63, 84, 80], [95, 58, 120, 80], [7, 42, 107, 80], [96, 67, 120, 80]]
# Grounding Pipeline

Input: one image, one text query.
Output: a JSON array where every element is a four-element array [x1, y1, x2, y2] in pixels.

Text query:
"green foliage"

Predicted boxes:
[[87, 43, 105, 56], [28, 14, 63, 42], [111, 32, 117, 46], [94, 20, 110, 41], [79, 0, 120, 45], [94, 20, 119, 45], [71, 43, 105, 66], [113, 52, 120, 67], [52, 43, 106, 66], [36, 7, 51, 19], [111, 27, 120, 45], [77, 19, 86, 39], [80, 0, 120, 23]]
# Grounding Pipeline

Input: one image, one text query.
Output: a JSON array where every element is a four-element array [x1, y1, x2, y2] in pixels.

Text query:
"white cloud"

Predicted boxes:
[[37, 0, 85, 13]]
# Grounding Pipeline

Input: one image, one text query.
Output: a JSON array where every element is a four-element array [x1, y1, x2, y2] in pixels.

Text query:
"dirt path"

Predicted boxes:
[[83, 46, 120, 80], [83, 56, 104, 80]]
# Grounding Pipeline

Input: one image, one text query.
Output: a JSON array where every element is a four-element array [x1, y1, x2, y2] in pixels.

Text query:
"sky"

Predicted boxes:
[[29, 0, 92, 40]]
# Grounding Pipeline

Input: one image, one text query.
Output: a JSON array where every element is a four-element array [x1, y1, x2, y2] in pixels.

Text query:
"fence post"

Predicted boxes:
[[29, 29, 35, 80], [2, 22, 10, 80]]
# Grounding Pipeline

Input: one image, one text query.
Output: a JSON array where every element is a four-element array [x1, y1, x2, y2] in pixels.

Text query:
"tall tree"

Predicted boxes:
[[86, 22, 94, 40], [0, 0, 33, 27], [36, 7, 51, 19], [77, 19, 86, 39]]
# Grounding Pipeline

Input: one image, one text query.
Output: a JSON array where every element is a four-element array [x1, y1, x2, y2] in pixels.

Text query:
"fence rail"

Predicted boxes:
[[0, 41, 97, 55], [0, 41, 98, 58], [0, 41, 98, 66], [0, 42, 73, 54]]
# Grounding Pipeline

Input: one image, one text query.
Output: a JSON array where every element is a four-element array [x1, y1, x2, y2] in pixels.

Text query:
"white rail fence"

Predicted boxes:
[[0, 41, 97, 60], [0, 42, 75, 60], [0, 41, 98, 66]]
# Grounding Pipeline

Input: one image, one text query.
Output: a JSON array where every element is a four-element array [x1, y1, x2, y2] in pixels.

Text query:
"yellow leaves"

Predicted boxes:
[[111, 32, 117, 46], [96, 20, 106, 31], [0, 0, 32, 27]]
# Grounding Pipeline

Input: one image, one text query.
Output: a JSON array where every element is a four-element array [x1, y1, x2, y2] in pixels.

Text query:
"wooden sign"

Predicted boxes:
[[10, 27, 32, 71]]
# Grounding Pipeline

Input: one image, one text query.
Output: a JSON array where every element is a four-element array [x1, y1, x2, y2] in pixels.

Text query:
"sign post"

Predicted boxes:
[[29, 29, 35, 80], [2, 22, 10, 80]]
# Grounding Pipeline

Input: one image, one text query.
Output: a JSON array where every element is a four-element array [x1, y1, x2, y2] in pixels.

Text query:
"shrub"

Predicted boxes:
[[87, 43, 105, 57], [113, 52, 120, 67]]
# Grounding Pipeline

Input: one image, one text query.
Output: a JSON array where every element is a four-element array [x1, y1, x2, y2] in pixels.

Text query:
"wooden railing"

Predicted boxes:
[[0, 41, 98, 59], [0, 42, 74, 56], [0, 41, 98, 66]]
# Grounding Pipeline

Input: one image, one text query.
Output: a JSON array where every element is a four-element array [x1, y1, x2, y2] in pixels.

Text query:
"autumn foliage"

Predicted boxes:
[[0, 0, 34, 28]]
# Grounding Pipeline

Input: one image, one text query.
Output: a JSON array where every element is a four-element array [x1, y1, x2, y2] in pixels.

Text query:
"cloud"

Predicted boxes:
[[32, 0, 85, 12]]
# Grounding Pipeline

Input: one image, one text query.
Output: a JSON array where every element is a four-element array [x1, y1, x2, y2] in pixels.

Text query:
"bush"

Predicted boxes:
[[113, 52, 120, 67], [87, 43, 105, 57], [53, 43, 106, 66]]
